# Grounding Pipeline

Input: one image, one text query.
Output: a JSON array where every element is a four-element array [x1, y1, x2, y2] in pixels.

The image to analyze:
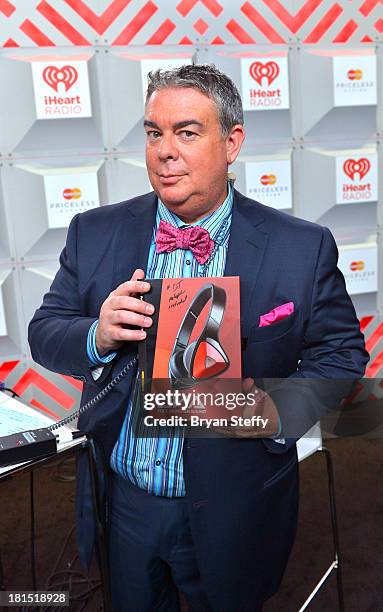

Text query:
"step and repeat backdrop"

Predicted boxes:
[[0, 0, 382, 417]]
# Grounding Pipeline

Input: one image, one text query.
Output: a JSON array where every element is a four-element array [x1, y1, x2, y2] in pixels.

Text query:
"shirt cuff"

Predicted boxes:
[[87, 320, 118, 366], [270, 417, 285, 444]]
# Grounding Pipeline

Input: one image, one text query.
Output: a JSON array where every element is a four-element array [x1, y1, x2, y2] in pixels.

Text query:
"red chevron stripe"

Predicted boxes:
[[146, 19, 176, 44], [241, 2, 285, 43], [211, 35, 225, 44], [61, 374, 83, 391], [226, 18, 255, 43], [179, 35, 193, 44], [202, 0, 223, 15], [0, 360, 19, 381], [3, 38, 19, 46], [366, 350, 383, 378], [37, 1, 91, 45], [304, 3, 343, 43], [365, 322, 383, 355], [0, 0, 15, 17], [361, 34, 374, 41], [20, 19, 55, 46], [262, 0, 322, 33], [375, 17, 383, 32], [13, 369, 76, 410], [113, 1, 157, 45], [332, 18, 358, 42], [359, 0, 382, 17], [177, 0, 222, 17], [360, 315, 374, 333], [177, 0, 196, 14], [194, 17, 209, 34], [64, 0, 131, 35], [343, 380, 364, 404], [30, 398, 60, 421]]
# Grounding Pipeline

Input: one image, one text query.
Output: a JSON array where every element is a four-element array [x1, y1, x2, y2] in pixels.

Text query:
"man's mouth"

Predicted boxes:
[[159, 174, 185, 185]]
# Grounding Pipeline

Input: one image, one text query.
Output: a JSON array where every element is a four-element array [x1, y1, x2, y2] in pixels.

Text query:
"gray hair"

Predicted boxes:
[[145, 64, 244, 137]]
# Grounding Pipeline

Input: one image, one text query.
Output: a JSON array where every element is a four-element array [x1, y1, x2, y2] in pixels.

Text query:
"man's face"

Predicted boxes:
[[144, 87, 244, 222]]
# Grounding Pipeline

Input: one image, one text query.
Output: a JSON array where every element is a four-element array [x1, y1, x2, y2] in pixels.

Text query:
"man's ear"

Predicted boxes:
[[226, 124, 245, 165]]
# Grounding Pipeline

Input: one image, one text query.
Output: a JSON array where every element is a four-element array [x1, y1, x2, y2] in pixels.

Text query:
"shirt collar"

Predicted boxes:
[[156, 181, 233, 241]]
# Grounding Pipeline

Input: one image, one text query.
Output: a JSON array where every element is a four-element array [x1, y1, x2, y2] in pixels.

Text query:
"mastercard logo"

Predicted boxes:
[[347, 69, 363, 81], [350, 261, 365, 271], [260, 174, 276, 186], [63, 188, 82, 200]]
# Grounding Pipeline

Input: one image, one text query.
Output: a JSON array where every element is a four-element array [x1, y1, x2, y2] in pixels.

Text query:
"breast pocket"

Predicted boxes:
[[248, 307, 300, 344], [243, 308, 302, 378]]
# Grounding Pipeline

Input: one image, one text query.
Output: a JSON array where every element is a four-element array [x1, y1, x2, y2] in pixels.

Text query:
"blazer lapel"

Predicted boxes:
[[225, 190, 269, 339], [113, 192, 157, 287]]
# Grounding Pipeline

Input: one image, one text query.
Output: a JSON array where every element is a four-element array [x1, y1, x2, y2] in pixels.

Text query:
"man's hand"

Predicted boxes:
[[96, 268, 153, 355], [215, 378, 281, 438]]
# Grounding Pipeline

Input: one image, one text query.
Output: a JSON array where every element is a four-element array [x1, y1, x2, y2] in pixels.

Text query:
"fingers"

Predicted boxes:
[[113, 269, 151, 297], [96, 269, 154, 354], [101, 325, 148, 343], [109, 295, 155, 316], [110, 308, 153, 328]]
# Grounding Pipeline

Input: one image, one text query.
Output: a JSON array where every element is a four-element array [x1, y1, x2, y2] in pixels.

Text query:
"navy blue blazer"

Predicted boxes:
[[29, 190, 368, 609]]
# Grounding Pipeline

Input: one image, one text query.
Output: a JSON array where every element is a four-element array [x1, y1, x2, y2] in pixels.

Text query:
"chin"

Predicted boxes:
[[157, 186, 190, 207]]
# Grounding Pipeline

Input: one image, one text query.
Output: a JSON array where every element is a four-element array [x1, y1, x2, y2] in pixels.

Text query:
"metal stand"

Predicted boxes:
[[0, 551, 5, 591], [298, 445, 344, 612], [87, 438, 113, 612]]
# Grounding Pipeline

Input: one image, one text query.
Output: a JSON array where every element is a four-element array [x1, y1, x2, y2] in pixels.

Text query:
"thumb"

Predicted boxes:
[[242, 377, 255, 393], [131, 268, 145, 282]]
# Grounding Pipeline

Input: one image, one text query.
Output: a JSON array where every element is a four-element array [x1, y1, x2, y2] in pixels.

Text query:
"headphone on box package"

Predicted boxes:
[[169, 282, 230, 387]]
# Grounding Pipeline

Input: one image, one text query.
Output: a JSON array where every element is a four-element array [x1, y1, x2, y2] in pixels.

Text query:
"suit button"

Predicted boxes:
[[155, 459, 161, 466]]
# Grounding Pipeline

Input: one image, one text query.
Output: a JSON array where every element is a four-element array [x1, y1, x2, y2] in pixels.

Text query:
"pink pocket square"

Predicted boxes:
[[258, 302, 294, 328]]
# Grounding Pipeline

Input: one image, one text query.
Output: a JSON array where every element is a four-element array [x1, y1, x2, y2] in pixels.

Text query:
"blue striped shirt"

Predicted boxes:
[[88, 183, 234, 497]]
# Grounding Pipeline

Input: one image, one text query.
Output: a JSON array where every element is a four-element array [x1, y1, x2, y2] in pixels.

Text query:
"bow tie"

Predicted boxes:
[[155, 220, 214, 265]]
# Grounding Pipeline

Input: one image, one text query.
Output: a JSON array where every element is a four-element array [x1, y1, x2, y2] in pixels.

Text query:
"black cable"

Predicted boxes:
[[0, 382, 20, 398], [48, 355, 137, 433], [21, 526, 101, 612], [42, 526, 101, 612]]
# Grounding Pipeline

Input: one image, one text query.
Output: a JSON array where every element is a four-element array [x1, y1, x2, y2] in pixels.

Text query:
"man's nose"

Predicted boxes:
[[158, 133, 179, 161]]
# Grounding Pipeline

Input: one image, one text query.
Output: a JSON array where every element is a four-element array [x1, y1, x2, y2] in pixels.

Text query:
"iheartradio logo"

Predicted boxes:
[[63, 188, 82, 200], [350, 261, 365, 272], [43, 65, 78, 92], [343, 158, 370, 181], [260, 174, 276, 185], [249, 61, 279, 86], [347, 69, 363, 81]]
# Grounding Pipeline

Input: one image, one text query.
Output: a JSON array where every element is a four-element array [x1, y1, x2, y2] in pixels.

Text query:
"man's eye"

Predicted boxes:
[[147, 130, 161, 139], [180, 130, 197, 139]]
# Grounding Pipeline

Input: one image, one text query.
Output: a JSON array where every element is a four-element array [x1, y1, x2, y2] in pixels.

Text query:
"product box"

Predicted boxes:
[[141, 276, 241, 387], [136, 277, 277, 437]]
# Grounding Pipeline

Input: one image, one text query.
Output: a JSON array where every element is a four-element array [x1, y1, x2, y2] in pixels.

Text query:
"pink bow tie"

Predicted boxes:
[[155, 220, 214, 265]]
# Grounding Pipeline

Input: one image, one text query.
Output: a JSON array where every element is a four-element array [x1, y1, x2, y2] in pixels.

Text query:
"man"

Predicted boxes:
[[29, 64, 368, 611]]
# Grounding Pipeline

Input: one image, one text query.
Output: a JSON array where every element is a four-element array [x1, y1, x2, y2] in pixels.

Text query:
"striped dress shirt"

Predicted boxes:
[[87, 183, 234, 497]]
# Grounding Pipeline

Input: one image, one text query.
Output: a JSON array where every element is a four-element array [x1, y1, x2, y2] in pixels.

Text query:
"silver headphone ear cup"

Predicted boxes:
[[183, 342, 197, 376]]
